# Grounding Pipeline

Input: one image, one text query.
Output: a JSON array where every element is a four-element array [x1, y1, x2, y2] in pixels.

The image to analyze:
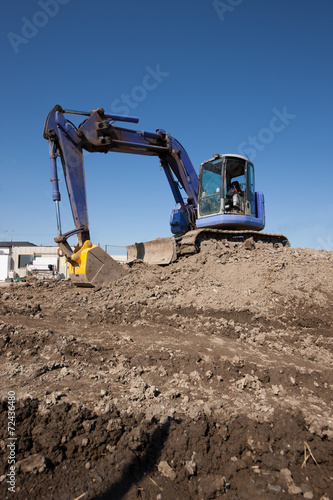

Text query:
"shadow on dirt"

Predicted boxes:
[[93, 419, 172, 500]]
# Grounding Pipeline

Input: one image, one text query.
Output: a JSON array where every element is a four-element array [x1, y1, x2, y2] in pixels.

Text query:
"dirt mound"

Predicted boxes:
[[0, 241, 332, 499]]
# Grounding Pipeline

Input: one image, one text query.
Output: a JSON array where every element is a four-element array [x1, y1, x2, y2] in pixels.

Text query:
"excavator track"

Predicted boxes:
[[127, 230, 290, 265], [177, 229, 290, 256]]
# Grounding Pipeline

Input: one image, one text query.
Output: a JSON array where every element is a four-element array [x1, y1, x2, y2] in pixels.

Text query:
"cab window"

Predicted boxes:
[[199, 159, 222, 215]]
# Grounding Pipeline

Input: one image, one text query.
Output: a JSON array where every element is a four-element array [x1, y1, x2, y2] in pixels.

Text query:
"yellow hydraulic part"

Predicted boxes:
[[68, 240, 128, 287]]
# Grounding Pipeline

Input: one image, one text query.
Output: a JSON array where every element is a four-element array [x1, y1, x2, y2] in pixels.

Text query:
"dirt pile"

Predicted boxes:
[[0, 240, 332, 499]]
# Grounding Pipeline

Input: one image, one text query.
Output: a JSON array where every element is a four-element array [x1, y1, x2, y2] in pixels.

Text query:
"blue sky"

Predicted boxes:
[[1, 0, 333, 252]]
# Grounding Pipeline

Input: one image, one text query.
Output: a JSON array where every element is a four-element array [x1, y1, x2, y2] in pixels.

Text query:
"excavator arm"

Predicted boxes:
[[43, 105, 199, 285]]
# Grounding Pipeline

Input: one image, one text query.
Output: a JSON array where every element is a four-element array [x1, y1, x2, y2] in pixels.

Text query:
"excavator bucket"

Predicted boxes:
[[69, 243, 128, 287], [127, 236, 177, 265]]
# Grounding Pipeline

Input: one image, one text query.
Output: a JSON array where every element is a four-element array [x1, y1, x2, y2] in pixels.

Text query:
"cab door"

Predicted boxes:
[[245, 162, 256, 216], [198, 158, 222, 216]]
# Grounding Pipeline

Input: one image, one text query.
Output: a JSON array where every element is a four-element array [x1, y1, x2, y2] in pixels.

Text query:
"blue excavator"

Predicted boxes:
[[43, 105, 288, 286]]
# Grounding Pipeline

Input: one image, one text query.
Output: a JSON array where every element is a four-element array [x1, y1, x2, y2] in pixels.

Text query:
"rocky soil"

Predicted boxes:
[[0, 239, 332, 499]]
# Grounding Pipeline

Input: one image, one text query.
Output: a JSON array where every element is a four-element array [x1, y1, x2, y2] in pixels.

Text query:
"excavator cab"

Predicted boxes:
[[197, 154, 265, 231]]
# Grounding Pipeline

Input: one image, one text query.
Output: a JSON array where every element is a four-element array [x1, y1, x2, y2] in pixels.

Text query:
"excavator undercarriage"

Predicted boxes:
[[127, 229, 290, 266]]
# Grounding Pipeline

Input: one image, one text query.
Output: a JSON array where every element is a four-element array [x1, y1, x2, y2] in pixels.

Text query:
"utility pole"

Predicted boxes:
[[0, 230, 14, 241]]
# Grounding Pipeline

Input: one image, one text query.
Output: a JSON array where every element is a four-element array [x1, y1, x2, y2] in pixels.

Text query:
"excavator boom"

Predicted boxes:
[[43, 105, 199, 286]]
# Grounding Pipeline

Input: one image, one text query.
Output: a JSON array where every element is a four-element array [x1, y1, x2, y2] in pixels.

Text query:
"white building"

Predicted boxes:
[[0, 242, 127, 281], [0, 245, 11, 281], [0, 242, 69, 281]]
